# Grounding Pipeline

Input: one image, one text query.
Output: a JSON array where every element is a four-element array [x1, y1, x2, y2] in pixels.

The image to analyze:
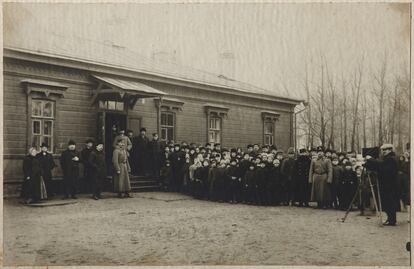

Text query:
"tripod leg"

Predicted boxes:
[[375, 177, 383, 225], [368, 176, 382, 226], [342, 186, 360, 223]]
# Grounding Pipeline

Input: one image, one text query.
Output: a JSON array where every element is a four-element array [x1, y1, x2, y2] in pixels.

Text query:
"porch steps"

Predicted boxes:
[[129, 175, 160, 192]]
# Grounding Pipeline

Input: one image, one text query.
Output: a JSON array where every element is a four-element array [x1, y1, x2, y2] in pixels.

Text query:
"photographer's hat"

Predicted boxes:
[[380, 144, 394, 151]]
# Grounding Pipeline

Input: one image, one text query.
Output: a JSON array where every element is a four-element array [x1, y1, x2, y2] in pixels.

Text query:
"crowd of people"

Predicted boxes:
[[21, 128, 410, 226]]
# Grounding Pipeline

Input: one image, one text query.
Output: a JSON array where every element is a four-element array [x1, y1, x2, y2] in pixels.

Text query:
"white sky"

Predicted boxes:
[[4, 2, 410, 99]]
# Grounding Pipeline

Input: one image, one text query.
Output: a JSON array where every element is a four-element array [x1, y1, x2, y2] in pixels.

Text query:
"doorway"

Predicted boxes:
[[97, 112, 127, 175]]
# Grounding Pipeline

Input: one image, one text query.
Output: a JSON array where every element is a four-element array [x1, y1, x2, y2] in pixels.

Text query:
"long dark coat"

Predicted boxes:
[[292, 155, 311, 203], [60, 149, 80, 195], [36, 151, 56, 194], [88, 149, 107, 196], [22, 155, 46, 201], [148, 139, 163, 176], [132, 135, 149, 175], [366, 152, 400, 213]]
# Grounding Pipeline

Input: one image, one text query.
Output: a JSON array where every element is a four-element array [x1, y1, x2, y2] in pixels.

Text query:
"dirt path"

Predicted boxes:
[[4, 192, 411, 266]]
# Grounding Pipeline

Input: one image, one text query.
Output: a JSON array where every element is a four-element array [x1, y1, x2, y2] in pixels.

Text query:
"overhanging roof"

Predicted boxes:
[[92, 74, 166, 97]]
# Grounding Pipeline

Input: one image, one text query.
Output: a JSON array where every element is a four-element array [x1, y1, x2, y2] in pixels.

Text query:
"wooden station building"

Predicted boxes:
[[3, 42, 302, 195]]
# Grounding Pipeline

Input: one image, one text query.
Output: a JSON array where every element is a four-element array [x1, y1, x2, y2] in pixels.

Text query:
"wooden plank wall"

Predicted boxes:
[[3, 57, 294, 186]]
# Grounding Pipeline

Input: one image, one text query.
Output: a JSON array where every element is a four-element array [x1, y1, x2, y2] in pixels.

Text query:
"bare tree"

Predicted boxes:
[[350, 57, 364, 152], [373, 54, 388, 146]]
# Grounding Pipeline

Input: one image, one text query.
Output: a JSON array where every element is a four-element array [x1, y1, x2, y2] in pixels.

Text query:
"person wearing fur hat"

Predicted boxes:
[[113, 138, 132, 198], [292, 148, 311, 207], [243, 162, 257, 204], [22, 147, 47, 204], [267, 158, 283, 205], [170, 144, 185, 192], [36, 142, 56, 197], [309, 146, 333, 209], [365, 144, 399, 226], [330, 156, 343, 209], [60, 140, 80, 199]]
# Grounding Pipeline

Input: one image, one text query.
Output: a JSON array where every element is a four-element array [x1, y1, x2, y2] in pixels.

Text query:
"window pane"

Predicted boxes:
[[108, 101, 116, 110], [167, 114, 174, 126], [32, 135, 41, 147], [116, 102, 124, 111], [43, 102, 53, 117], [44, 120, 53, 135], [216, 132, 221, 143], [32, 100, 42, 116], [209, 119, 215, 129], [161, 128, 167, 140], [161, 113, 167, 126], [43, 136, 52, 148], [215, 118, 221, 130], [167, 127, 174, 141], [265, 122, 273, 134], [33, 120, 41, 135], [209, 131, 214, 143]]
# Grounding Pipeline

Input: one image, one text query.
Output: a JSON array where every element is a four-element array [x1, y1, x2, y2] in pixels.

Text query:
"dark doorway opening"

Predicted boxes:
[[104, 112, 127, 175]]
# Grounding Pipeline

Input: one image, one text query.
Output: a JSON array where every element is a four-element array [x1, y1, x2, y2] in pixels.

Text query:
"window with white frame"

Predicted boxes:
[[31, 99, 54, 151], [161, 111, 175, 141], [208, 116, 222, 144], [264, 120, 274, 146]]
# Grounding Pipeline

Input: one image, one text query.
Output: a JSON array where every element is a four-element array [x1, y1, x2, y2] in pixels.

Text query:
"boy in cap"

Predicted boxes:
[[60, 140, 80, 199]]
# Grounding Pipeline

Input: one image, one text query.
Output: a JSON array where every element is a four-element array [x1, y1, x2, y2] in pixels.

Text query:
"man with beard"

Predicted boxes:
[[292, 148, 311, 207], [36, 142, 56, 197], [365, 144, 400, 226]]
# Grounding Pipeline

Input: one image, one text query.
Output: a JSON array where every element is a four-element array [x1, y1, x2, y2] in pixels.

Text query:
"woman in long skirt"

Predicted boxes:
[[113, 139, 131, 198], [22, 147, 47, 204]]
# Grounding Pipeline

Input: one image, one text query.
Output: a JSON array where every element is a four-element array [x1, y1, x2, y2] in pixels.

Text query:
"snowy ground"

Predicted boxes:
[[3, 192, 411, 266]]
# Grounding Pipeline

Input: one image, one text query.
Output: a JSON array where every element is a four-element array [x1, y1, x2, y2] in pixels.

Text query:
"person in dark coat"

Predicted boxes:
[[160, 160, 173, 191], [398, 152, 410, 208], [338, 161, 358, 210], [227, 159, 242, 203], [133, 128, 149, 176], [365, 144, 400, 226], [281, 148, 296, 206], [170, 144, 185, 192], [148, 133, 162, 178], [244, 163, 257, 204], [80, 139, 94, 193], [36, 143, 56, 197], [22, 147, 47, 203], [331, 156, 343, 209], [88, 141, 107, 200], [60, 140, 80, 199], [267, 159, 283, 205], [194, 159, 210, 199], [292, 148, 311, 207]]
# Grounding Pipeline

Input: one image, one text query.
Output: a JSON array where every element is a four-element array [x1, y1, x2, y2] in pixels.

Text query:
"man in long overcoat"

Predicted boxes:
[[133, 128, 149, 176], [148, 133, 162, 178], [88, 141, 107, 200], [292, 148, 311, 207], [309, 146, 333, 208], [366, 144, 400, 226], [113, 139, 131, 198], [37, 142, 56, 197], [60, 140, 80, 199]]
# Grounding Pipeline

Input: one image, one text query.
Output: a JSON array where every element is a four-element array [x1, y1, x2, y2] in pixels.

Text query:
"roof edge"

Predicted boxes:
[[4, 46, 304, 105]]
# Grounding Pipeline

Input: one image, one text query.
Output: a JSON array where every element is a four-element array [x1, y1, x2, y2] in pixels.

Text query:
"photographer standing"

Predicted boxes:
[[365, 144, 399, 226]]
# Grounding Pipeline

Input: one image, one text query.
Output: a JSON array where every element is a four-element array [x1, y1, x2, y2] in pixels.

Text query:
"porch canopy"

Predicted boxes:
[[91, 74, 166, 109]]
